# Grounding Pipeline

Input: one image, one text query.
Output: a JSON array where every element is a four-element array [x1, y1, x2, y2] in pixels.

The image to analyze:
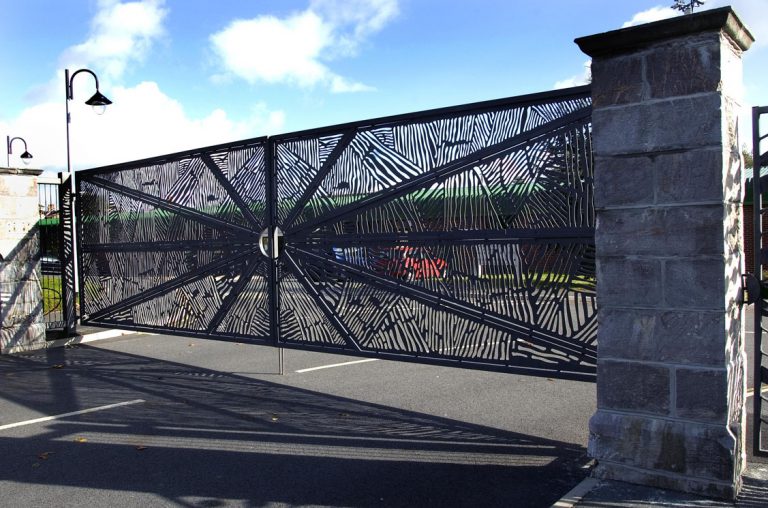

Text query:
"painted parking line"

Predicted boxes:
[[296, 358, 379, 373], [0, 399, 145, 431], [296, 340, 504, 373]]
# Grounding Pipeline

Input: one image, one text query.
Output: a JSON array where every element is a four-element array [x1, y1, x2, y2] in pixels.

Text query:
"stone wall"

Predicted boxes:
[[0, 168, 46, 354], [576, 7, 753, 499]]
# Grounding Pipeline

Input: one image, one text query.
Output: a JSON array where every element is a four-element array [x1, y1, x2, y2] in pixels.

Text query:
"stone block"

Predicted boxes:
[[597, 206, 724, 257], [590, 457, 737, 500], [664, 259, 725, 310], [0, 322, 46, 354], [645, 33, 722, 100], [589, 411, 737, 485], [655, 149, 725, 204], [594, 155, 654, 208], [597, 360, 670, 415], [598, 308, 726, 366], [719, 33, 745, 99], [592, 93, 723, 156], [0, 234, 40, 280], [0, 262, 40, 285], [723, 109, 743, 205], [0, 220, 39, 241], [0, 195, 39, 219], [591, 54, 645, 108], [597, 257, 662, 307], [0, 174, 39, 198], [676, 368, 728, 423], [1, 282, 44, 328]]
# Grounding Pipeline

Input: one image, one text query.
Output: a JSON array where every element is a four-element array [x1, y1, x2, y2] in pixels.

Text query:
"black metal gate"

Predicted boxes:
[[76, 86, 597, 381], [751, 105, 768, 457], [37, 176, 77, 334]]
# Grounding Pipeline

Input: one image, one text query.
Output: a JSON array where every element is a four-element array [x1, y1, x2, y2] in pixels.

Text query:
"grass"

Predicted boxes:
[[40, 274, 62, 315]]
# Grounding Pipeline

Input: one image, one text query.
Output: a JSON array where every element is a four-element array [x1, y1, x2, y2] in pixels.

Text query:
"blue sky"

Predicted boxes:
[[1, 0, 766, 173]]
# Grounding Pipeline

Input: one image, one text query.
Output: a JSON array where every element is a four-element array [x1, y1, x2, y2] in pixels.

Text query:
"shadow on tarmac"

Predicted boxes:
[[0, 344, 591, 507]]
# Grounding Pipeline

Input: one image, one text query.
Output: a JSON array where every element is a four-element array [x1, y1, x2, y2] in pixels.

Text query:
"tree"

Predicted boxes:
[[671, 0, 705, 14], [743, 145, 754, 170]]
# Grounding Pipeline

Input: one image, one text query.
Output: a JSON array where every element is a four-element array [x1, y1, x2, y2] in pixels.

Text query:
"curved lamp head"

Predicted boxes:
[[19, 151, 33, 166], [85, 90, 112, 115]]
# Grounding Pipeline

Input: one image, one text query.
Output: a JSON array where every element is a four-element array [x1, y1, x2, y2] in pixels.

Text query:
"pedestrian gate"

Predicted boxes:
[[75, 86, 597, 381], [750, 105, 768, 456]]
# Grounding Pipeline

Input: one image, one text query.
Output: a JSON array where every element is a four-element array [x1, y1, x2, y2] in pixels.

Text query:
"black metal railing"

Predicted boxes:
[[37, 178, 64, 330]]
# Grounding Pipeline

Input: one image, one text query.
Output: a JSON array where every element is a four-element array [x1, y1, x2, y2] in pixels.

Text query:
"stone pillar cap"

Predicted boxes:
[[0, 167, 43, 176], [575, 6, 754, 58]]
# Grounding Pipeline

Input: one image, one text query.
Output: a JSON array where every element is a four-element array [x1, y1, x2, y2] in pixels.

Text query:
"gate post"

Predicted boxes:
[[0, 167, 47, 354], [576, 8, 753, 499]]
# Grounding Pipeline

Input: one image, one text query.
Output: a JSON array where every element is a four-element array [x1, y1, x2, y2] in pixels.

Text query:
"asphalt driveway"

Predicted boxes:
[[0, 332, 596, 507]]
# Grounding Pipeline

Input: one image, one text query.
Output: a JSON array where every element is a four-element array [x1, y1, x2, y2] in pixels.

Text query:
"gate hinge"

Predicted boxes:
[[741, 273, 761, 305]]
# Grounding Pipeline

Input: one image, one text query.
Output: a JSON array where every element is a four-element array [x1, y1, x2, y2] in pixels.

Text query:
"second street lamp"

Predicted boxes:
[[6, 136, 33, 167], [64, 68, 113, 174]]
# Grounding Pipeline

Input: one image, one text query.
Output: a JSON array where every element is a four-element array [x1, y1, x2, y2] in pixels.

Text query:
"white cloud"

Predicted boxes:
[[72, 82, 284, 168], [2, 0, 285, 173], [621, 6, 680, 28], [210, 0, 398, 92], [210, 11, 333, 88], [62, 0, 168, 81], [554, 61, 591, 89], [310, 0, 399, 57]]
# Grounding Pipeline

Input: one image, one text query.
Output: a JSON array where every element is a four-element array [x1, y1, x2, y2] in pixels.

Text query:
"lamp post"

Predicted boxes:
[[62, 68, 112, 336], [6, 136, 33, 167], [64, 68, 112, 174]]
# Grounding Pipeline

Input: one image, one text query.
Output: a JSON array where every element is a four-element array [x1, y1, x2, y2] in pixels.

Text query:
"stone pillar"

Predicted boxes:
[[0, 167, 46, 354], [575, 8, 753, 499]]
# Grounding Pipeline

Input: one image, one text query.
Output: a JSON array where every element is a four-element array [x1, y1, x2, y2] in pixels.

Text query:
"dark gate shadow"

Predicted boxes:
[[0, 345, 591, 507]]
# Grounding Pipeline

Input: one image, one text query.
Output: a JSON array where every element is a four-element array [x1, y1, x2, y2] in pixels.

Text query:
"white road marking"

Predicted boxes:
[[296, 340, 504, 373], [296, 358, 379, 373], [551, 477, 599, 508], [0, 399, 145, 431]]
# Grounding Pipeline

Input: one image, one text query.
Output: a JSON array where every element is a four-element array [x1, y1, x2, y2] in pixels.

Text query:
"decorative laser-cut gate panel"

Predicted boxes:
[[77, 86, 596, 381], [77, 139, 273, 342], [273, 87, 596, 380]]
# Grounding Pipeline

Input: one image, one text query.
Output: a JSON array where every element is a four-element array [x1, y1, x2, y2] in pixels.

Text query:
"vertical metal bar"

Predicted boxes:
[[753, 106, 766, 457], [59, 174, 76, 335], [38, 182, 50, 328], [64, 69, 72, 176], [56, 178, 66, 332], [75, 174, 86, 328], [66, 175, 76, 334], [265, 139, 282, 373]]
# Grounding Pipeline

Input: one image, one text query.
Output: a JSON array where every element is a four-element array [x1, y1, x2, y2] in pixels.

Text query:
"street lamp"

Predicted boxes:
[[62, 68, 112, 337], [64, 68, 112, 174], [6, 136, 33, 167]]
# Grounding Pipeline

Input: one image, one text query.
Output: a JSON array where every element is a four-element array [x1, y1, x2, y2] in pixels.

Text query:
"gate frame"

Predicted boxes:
[[752, 105, 768, 458], [73, 85, 598, 382]]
